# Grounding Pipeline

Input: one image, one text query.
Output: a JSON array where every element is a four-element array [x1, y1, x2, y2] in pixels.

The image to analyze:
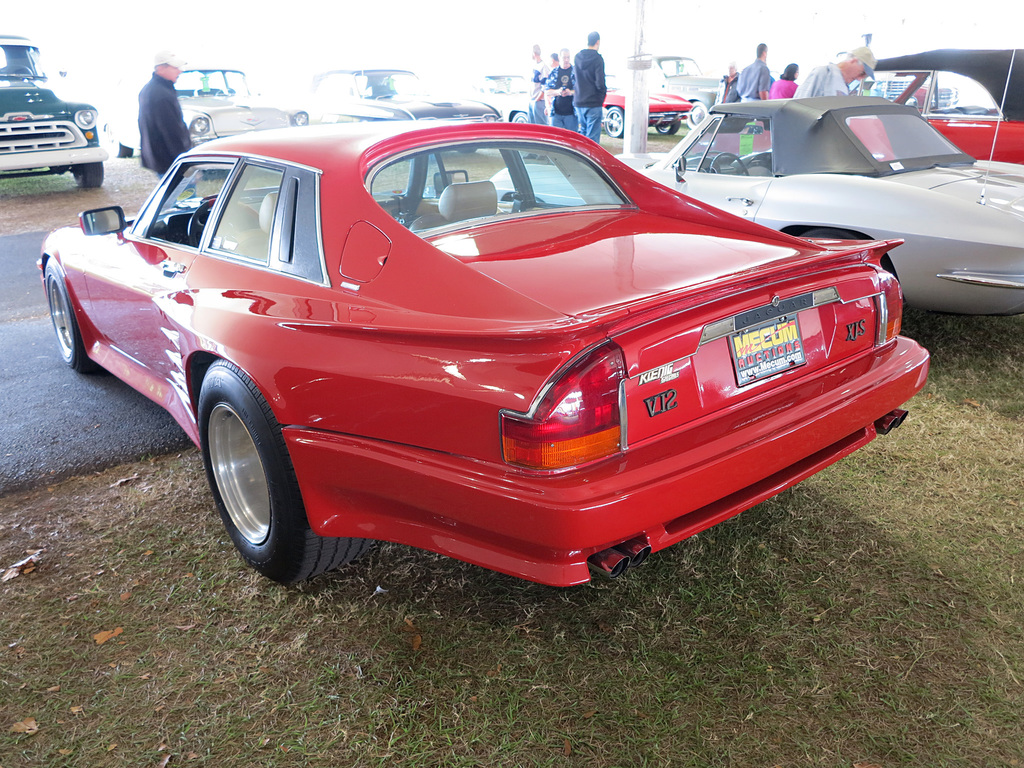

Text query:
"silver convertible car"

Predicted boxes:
[[621, 96, 1024, 316]]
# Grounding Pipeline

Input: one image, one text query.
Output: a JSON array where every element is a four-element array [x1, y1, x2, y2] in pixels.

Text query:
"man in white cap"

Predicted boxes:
[[793, 46, 877, 98], [138, 50, 192, 175]]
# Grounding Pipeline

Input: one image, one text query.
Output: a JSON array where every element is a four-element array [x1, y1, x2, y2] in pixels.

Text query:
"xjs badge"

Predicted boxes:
[[638, 363, 678, 386], [846, 319, 866, 341]]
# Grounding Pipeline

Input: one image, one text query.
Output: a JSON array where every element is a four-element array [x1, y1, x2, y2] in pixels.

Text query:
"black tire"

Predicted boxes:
[[198, 361, 371, 583], [44, 261, 99, 374], [801, 227, 866, 240], [655, 120, 681, 135], [72, 162, 104, 189], [117, 143, 134, 159], [604, 106, 625, 139], [511, 112, 529, 124]]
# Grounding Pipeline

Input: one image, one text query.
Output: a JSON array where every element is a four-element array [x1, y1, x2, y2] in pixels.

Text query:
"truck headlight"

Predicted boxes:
[[74, 110, 97, 130]]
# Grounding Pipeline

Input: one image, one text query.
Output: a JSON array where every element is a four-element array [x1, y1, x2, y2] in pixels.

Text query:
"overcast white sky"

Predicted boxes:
[[9, 0, 1024, 101]]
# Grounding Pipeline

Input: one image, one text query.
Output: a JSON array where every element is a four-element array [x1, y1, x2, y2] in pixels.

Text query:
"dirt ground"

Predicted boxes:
[[0, 156, 156, 236]]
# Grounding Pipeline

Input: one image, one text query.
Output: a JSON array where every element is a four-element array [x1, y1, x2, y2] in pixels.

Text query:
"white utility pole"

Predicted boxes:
[[623, 0, 651, 155]]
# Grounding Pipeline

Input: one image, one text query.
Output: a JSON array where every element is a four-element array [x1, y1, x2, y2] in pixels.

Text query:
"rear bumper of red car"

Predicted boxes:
[[285, 337, 929, 586]]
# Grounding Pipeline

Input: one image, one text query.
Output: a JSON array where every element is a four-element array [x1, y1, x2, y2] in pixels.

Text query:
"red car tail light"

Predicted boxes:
[[501, 342, 626, 471], [875, 270, 903, 345]]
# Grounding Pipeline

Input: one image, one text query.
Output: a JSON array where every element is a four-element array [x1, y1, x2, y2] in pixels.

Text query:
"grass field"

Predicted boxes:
[[3, 316, 1022, 768], [2, 128, 1023, 767]]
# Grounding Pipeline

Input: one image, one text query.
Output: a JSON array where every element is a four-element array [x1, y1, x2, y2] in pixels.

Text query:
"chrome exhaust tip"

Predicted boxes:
[[875, 408, 909, 435], [588, 548, 631, 579], [613, 536, 652, 567]]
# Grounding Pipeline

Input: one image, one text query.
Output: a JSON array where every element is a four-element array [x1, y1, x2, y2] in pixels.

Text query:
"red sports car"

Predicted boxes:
[[875, 49, 1024, 163], [603, 76, 693, 138], [41, 121, 929, 586]]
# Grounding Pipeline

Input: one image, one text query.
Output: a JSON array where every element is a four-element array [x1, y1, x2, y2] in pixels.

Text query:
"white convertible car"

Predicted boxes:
[[621, 96, 1024, 316]]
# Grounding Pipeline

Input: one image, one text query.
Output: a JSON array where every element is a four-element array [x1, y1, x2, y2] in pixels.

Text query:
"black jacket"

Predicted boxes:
[[573, 48, 606, 108], [138, 73, 192, 175]]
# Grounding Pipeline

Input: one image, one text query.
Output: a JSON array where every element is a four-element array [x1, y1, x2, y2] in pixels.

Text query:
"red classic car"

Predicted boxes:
[[41, 121, 928, 586], [874, 49, 1024, 163], [603, 75, 693, 138]]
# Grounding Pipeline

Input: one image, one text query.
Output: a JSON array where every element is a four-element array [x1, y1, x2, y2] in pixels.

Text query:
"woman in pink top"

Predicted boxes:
[[770, 63, 799, 99]]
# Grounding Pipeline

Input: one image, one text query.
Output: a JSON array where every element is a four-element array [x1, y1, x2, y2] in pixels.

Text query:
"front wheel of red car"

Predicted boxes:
[[198, 361, 371, 583], [44, 261, 99, 374]]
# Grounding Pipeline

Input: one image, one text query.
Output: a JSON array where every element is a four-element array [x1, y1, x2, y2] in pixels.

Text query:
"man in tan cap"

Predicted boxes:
[[794, 46, 877, 98], [138, 50, 192, 175]]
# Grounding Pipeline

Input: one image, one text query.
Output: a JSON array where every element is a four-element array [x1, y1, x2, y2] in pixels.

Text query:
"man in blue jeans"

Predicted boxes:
[[544, 49, 577, 131], [528, 45, 550, 124], [573, 31, 606, 143]]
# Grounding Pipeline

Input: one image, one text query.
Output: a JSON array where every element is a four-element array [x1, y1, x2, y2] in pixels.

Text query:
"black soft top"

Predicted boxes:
[[875, 49, 1024, 121], [708, 96, 974, 175]]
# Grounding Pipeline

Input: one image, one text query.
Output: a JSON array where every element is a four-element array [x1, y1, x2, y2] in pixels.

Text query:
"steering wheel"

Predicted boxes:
[[710, 152, 749, 176], [187, 197, 216, 247]]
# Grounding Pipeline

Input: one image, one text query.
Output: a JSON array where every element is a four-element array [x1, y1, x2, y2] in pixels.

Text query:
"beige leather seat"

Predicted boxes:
[[232, 191, 277, 260], [410, 180, 498, 232]]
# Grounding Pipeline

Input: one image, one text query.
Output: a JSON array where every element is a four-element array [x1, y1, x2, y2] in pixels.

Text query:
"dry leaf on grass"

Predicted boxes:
[[11, 717, 39, 735], [3, 549, 43, 581], [93, 627, 124, 645]]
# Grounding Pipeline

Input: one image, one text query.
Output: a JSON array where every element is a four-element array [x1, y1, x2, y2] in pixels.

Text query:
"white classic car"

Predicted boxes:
[[472, 75, 531, 123], [621, 96, 1024, 316], [106, 68, 308, 157], [651, 55, 721, 127]]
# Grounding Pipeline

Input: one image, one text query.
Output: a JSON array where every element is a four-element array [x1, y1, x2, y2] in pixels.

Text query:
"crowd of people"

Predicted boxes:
[[140, 35, 880, 172], [528, 31, 607, 142], [721, 42, 877, 103]]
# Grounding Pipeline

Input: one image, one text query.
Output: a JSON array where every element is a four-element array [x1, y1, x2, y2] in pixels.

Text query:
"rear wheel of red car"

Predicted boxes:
[[198, 361, 372, 583], [604, 106, 625, 139], [655, 120, 681, 135], [44, 262, 99, 374]]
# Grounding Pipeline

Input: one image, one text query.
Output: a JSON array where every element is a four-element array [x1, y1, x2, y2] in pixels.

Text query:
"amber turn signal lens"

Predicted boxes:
[[501, 342, 626, 471]]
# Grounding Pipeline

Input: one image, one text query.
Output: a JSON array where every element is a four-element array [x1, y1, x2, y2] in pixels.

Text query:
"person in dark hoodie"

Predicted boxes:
[[573, 31, 607, 143], [138, 50, 192, 176]]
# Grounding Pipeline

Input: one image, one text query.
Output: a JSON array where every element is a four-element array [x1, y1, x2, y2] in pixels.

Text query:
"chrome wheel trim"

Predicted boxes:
[[208, 403, 271, 545], [47, 278, 74, 361], [605, 108, 624, 138]]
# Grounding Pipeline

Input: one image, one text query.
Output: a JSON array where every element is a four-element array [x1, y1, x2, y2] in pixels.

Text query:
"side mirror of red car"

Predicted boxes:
[[674, 161, 685, 184], [79, 206, 126, 236]]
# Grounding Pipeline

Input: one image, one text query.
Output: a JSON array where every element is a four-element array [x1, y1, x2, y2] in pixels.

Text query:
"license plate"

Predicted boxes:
[[730, 316, 806, 386]]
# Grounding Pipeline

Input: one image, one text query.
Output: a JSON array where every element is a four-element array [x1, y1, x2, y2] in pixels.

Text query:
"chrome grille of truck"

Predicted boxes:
[[0, 121, 87, 154]]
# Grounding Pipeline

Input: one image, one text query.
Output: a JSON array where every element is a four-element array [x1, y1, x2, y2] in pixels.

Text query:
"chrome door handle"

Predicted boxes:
[[726, 197, 755, 206], [162, 260, 186, 278]]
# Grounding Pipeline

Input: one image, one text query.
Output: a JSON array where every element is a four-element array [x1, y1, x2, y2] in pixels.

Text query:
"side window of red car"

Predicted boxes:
[[210, 164, 284, 264], [143, 161, 234, 248]]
